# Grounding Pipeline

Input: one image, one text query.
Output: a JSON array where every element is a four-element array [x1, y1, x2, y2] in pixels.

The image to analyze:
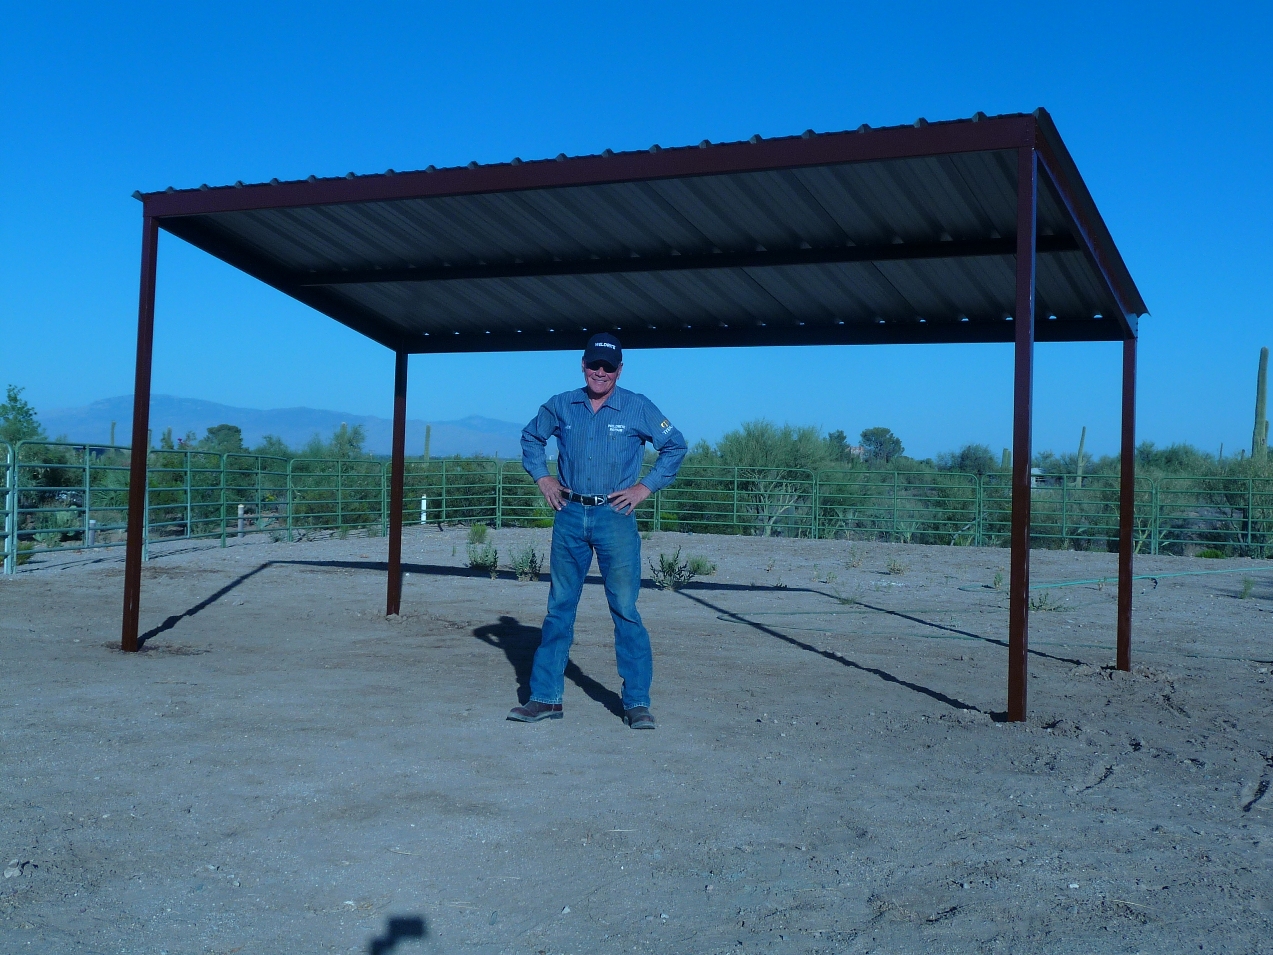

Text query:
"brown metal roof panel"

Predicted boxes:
[[1036, 251, 1119, 320], [943, 150, 1020, 236]]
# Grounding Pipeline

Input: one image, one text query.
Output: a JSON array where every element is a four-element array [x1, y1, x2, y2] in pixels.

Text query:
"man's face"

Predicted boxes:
[[582, 358, 622, 396]]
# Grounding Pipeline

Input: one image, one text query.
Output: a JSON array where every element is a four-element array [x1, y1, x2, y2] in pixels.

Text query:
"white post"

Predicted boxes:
[[237, 503, 246, 538], [87, 519, 98, 548], [419, 494, 428, 525]]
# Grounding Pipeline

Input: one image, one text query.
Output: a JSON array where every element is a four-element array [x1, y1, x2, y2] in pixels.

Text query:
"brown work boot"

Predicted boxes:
[[624, 706, 656, 730], [507, 700, 563, 722]]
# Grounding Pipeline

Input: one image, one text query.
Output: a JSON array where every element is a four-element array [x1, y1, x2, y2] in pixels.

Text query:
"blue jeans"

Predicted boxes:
[[530, 501, 652, 710]]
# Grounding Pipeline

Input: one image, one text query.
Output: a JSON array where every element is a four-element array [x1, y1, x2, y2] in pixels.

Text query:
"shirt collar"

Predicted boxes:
[[572, 386, 623, 411]]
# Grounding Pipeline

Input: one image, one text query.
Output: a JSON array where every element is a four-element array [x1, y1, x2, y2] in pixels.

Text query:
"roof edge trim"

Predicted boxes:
[[137, 114, 1036, 219]]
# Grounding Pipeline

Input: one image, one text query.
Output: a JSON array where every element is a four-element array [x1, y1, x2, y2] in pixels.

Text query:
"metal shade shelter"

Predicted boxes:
[[124, 108, 1146, 721]]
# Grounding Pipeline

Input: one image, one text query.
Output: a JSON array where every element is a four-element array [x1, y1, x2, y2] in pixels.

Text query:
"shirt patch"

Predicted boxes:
[[608, 423, 626, 433], [659, 418, 673, 435]]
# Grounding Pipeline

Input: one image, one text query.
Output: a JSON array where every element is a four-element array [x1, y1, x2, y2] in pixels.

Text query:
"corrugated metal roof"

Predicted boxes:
[[147, 109, 1145, 353]]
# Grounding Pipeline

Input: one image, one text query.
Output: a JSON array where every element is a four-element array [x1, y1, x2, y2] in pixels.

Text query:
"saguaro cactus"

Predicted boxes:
[[1254, 347, 1269, 463], [1075, 426, 1087, 488]]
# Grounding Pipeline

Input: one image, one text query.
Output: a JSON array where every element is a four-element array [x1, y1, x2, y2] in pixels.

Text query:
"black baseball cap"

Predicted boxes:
[[582, 332, 622, 366]]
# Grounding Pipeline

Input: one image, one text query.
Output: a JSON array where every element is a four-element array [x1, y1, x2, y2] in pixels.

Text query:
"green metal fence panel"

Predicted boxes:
[[6, 439, 1272, 566], [1156, 476, 1273, 557], [492, 461, 556, 528], [815, 469, 979, 544], [12, 440, 134, 562], [2, 441, 14, 573], [1253, 479, 1273, 558], [977, 472, 1156, 552], [403, 458, 499, 525], [288, 458, 386, 533], [656, 465, 817, 536]]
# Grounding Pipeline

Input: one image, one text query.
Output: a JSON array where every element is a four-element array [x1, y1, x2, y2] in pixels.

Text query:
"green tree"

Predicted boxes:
[[329, 422, 367, 459], [937, 443, 997, 474], [860, 426, 903, 464], [254, 434, 291, 458], [717, 420, 829, 536], [0, 385, 47, 444], [825, 429, 853, 463], [199, 424, 244, 454], [300, 422, 368, 459], [719, 420, 832, 471]]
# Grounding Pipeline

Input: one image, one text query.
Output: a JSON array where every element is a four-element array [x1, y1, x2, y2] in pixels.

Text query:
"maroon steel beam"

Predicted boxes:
[[137, 114, 1036, 219], [385, 351, 408, 616], [1007, 145, 1038, 722], [394, 316, 1125, 356], [1117, 337, 1137, 670], [121, 216, 159, 652], [297, 235, 1081, 287], [158, 217, 410, 352], [1033, 109, 1146, 331]]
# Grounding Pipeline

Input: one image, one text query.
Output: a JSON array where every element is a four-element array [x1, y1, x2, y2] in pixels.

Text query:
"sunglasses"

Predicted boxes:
[[585, 360, 618, 373]]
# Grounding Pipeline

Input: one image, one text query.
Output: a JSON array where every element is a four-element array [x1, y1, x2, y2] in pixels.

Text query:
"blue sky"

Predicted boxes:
[[3, 2, 1269, 459]]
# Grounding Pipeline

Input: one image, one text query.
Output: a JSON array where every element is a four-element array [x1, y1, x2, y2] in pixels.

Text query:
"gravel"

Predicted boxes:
[[2, 526, 1271, 953]]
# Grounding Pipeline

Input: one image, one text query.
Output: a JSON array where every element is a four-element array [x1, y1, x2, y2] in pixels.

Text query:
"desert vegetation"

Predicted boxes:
[[4, 369, 1272, 563]]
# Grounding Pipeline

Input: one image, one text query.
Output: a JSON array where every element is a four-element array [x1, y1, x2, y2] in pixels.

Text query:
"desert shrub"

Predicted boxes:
[[648, 547, 713, 590], [886, 558, 907, 575], [467, 523, 489, 545], [1030, 591, 1062, 611], [686, 555, 716, 577], [509, 543, 542, 581], [467, 542, 498, 578]]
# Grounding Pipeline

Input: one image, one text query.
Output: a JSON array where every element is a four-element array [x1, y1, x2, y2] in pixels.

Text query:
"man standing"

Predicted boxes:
[[510, 333, 686, 729]]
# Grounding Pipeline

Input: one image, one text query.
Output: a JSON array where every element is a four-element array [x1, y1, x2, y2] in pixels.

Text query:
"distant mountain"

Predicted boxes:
[[38, 395, 528, 457]]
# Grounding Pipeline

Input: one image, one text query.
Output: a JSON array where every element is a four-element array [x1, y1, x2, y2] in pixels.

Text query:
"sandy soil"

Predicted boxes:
[[2, 526, 1272, 954]]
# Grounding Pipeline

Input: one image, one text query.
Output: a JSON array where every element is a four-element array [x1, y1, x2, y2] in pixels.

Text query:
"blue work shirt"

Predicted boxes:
[[521, 386, 687, 496]]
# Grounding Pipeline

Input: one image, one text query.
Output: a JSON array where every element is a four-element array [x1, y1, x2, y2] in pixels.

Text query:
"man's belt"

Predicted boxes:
[[566, 492, 607, 506]]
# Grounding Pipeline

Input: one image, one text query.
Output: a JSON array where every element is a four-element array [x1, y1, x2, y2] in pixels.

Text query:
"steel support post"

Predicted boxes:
[[386, 351, 408, 616], [1008, 146, 1038, 722], [121, 215, 159, 652], [1117, 337, 1137, 670]]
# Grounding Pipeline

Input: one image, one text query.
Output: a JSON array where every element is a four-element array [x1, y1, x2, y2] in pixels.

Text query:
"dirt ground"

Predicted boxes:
[[2, 525, 1272, 954]]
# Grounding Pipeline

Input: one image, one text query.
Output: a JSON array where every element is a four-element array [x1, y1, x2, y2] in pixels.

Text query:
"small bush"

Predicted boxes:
[[467, 542, 499, 578], [845, 546, 864, 569], [832, 583, 866, 606], [16, 540, 34, 565], [1239, 578, 1255, 599], [467, 523, 489, 545], [686, 555, 716, 577], [992, 570, 1004, 591], [886, 558, 907, 576], [1029, 590, 1062, 612], [509, 544, 542, 582], [649, 547, 698, 591], [1197, 548, 1225, 559]]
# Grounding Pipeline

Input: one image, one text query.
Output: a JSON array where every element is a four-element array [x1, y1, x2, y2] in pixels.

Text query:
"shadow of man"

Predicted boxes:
[[367, 914, 426, 954], [472, 615, 625, 719]]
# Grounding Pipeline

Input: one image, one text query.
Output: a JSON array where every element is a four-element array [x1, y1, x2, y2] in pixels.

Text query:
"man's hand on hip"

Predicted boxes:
[[607, 483, 651, 515], [536, 476, 571, 511]]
